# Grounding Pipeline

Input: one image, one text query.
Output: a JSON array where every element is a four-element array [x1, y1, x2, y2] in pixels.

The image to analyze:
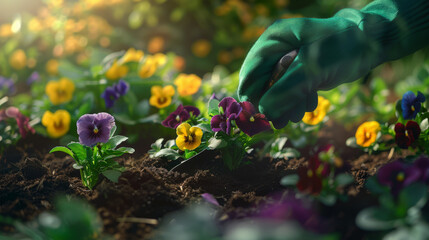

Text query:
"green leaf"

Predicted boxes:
[[207, 137, 227, 150], [67, 142, 88, 161], [50, 147, 75, 159], [335, 173, 354, 187], [356, 207, 397, 231], [207, 97, 220, 116], [110, 125, 117, 138], [102, 170, 122, 183], [196, 123, 212, 133], [280, 174, 298, 186], [105, 135, 128, 149], [365, 176, 389, 195], [345, 137, 358, 148], [116, 147, 135, 154], [398, 182, 428, 209], [154, 148, 181, 160]]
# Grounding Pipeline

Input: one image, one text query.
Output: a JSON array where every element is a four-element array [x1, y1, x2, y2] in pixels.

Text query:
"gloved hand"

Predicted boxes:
[[238, 0, 429, 129]]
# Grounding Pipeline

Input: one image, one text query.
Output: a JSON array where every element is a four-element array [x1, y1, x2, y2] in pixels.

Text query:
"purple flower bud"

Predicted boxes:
[[101, 87, 120, 108], [77, 112, 115, 147]]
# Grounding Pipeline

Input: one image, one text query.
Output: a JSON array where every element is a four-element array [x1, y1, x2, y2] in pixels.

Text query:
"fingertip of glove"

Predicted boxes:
[[306, 92, 319, 112]]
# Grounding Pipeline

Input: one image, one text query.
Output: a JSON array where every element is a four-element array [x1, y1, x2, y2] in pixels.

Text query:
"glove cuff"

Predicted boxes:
[[360, 0, 429, 63]]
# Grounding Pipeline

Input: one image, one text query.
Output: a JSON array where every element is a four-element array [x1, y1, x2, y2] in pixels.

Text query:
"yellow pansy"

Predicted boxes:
[[174, 74, 202, 97], [138, 54, 166, 79], [42, 110, 71, 138], [149, 85, 175, 108], [105, 60, 129, 81], [302, 96, 331, 125], [153, 53, 167, 66], [191, 40, 212, 58], [28, 18, 43, 32], [46, 59, 59, 75], [355, 121, 380, 147], [0, 24, 13, 37], [119, 48, 144, 64], [9, 49, 27, 70], [45, 78, 75, 105], [175, 123, 203, 151]]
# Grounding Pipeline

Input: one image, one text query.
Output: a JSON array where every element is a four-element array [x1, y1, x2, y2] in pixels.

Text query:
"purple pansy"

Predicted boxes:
[[0, 76, 16, 94], [77, 112, 115, 147], [27, 72, 40, 85], [161, 104, 200, 129], [114, 79, 129, 96], [401, 91, 425, 120], [101, 80, 130, 108], [210, 97, 242, 135], [414, 156, 429, 183], [235, 101, 271, 136], [101, 87, 120, 108], [377, 160, 421, 196]]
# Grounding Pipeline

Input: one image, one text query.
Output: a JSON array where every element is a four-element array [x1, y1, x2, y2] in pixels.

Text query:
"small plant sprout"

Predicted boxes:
[[50, 113, 134, 189]]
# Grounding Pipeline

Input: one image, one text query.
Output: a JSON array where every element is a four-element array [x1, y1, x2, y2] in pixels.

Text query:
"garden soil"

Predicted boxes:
[[0, 120, 408, 240]]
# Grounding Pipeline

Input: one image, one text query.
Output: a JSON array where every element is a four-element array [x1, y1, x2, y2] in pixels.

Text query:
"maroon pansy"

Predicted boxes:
[[235, 101, 271, 136], [394, 121, 421, 149], [161, 104, 200, 129], [414, 156, 429, 183], [210, 97, 242, 135], [0, 107, 35, 138]]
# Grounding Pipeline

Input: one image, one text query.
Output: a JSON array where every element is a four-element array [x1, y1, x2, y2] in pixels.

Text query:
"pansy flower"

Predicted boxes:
[[175, 122, 203, 151], [105, 60, 129, 81], [45, 78, 75, 105], [296, 146, 332, 195], [46, 59, 59, 76], [0, 107, 35, 138], [401, 91, 425, 120], [377, 160, 421, 196], [210, 97, 242, 135], [0, 76, 16, 95], [235, 101, 271, 136], [394, 121, 421, 149], [161, 104, 200, 129], [138, 54, 166, 79], [101, 87, 119, 108], [42, 110, 71, 138], [174, 73, 202, 97], [355, 121, 380, 147], [101, 80, 129, 108], [119, 48, 144, 64], [302, 96, 331, 125], [149, 85, 175, 108], [27, 71, 40, 85], [77, 112, 115, 147], [414, 156, 429, 183], [9, 49, 27, 70]]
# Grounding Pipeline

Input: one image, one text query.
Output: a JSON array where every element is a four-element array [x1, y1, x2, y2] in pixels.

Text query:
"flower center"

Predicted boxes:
[[175, 115, 180, 122], [405, 130, 409, 137], [307, 169, 313, 177], [411, 105, 415, 111], [185, 134, 194, 143], [396, 172, 405, 182], [53, 120, 63, 130], [57, 89, 66, 97], [365, 131, 371, 139], [158, 97, 167, 104], [93, 126, 99, 134], [249, 116, 255, 122]]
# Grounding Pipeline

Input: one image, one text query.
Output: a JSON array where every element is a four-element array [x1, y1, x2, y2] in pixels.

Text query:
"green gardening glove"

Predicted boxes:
[[238, 0, 429, 129]]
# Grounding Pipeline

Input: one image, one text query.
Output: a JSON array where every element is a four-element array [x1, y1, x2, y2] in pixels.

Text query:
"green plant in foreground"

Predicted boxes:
[[50, 113, 134, 189]]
